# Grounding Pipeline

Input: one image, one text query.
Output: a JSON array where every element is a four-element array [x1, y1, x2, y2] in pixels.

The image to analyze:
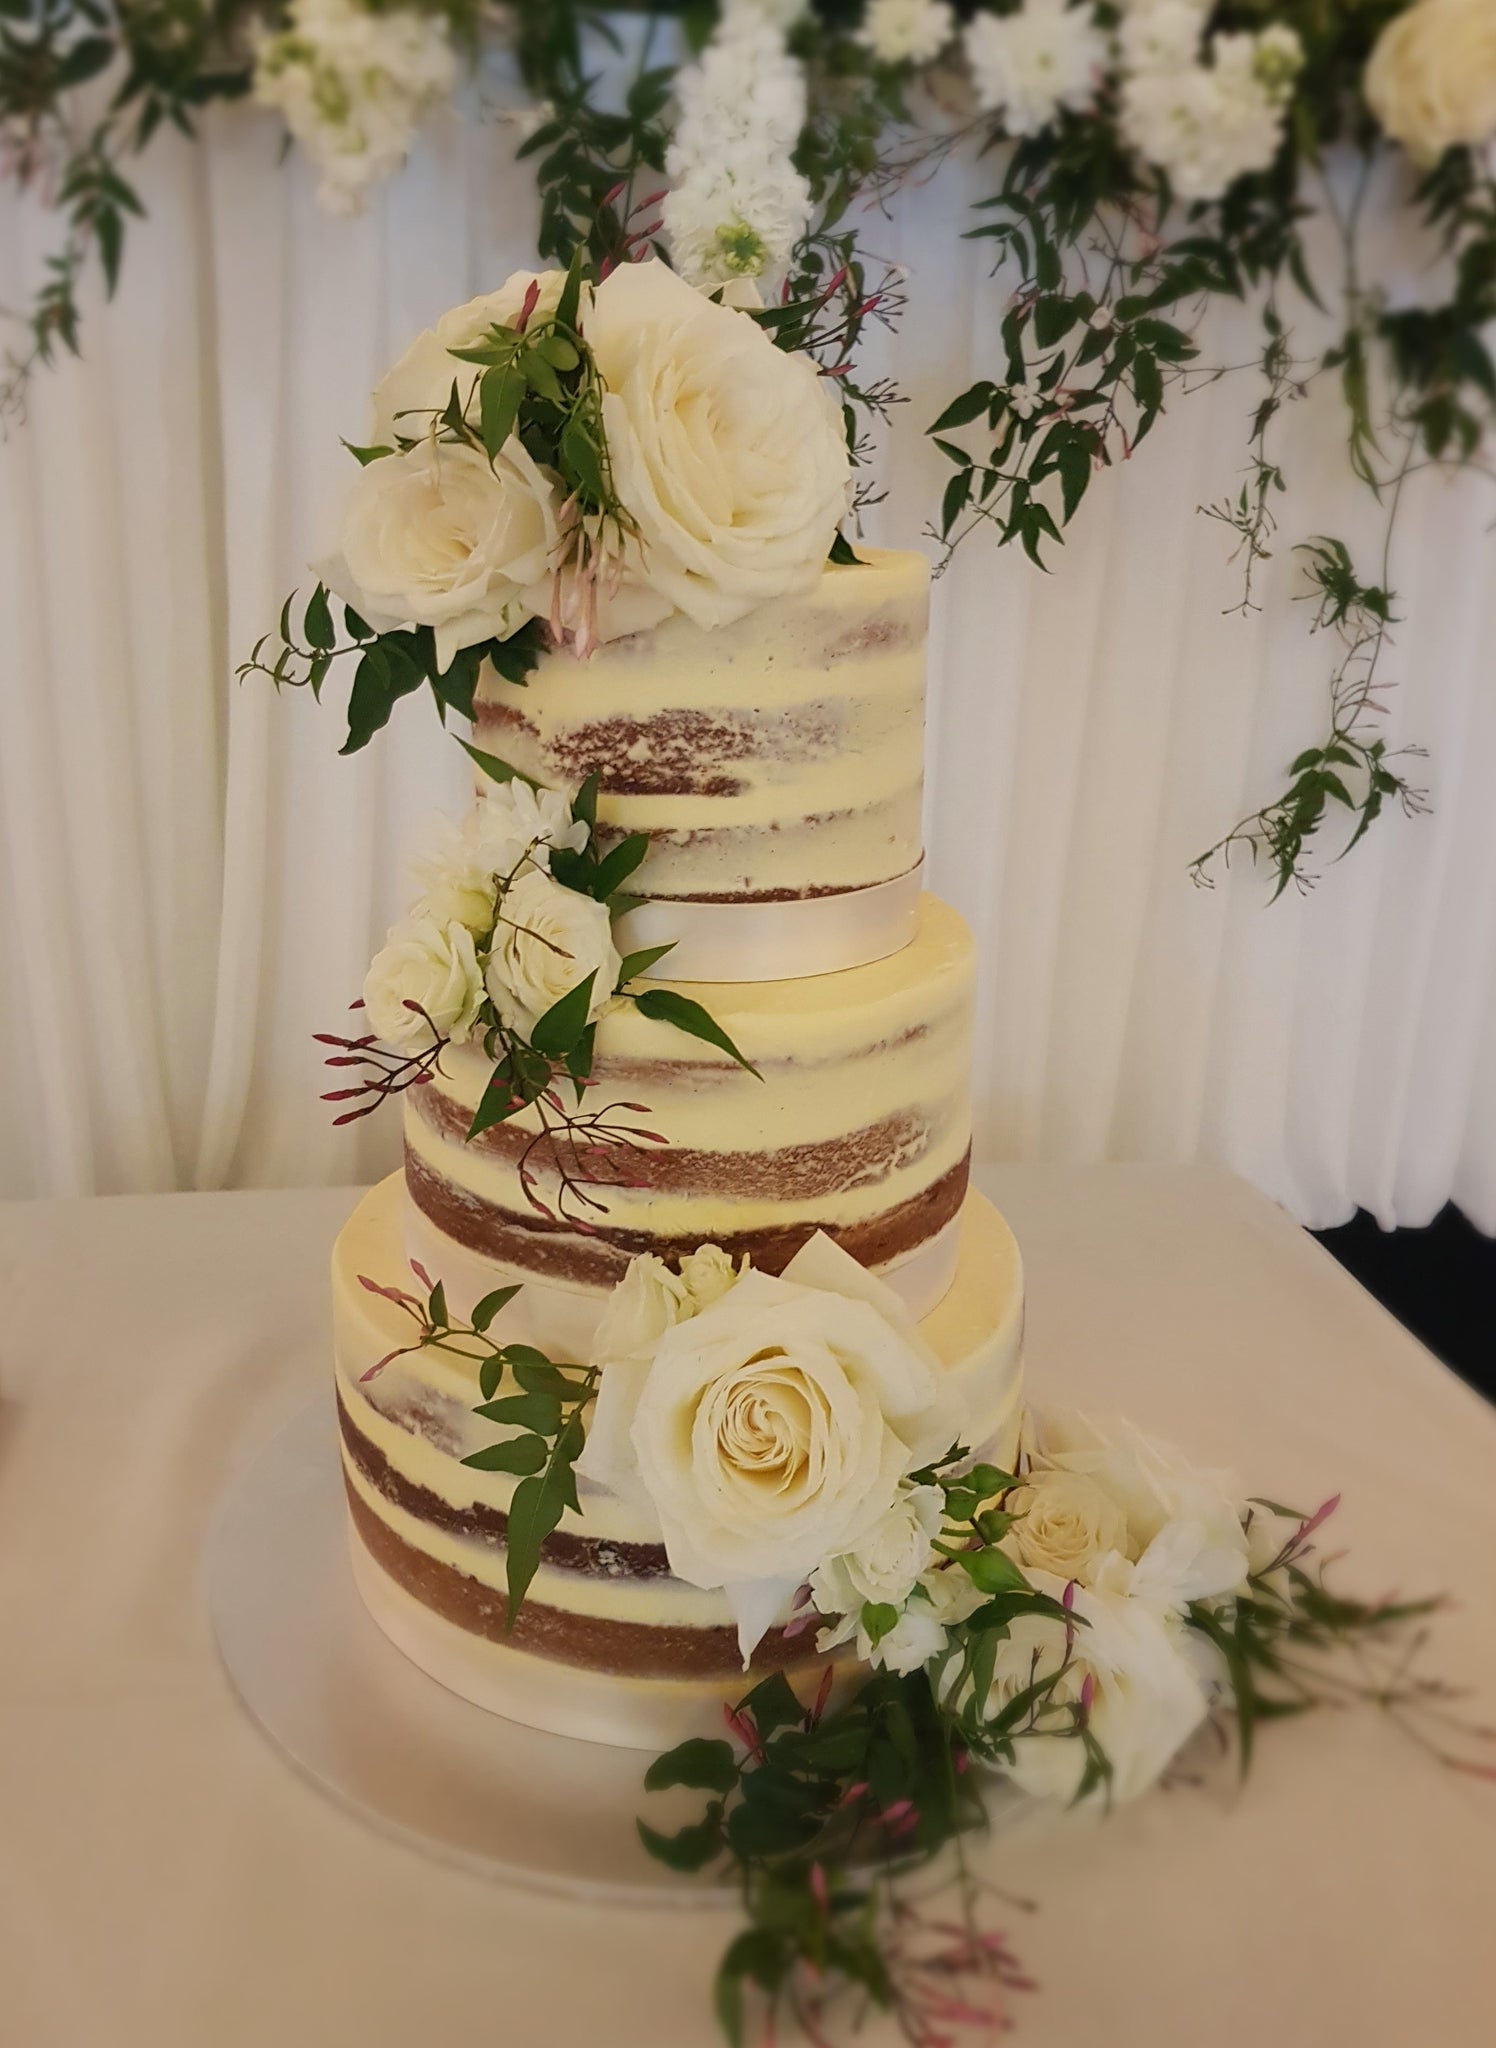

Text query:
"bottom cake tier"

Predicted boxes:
[[332, 1172, 1025, 1750]]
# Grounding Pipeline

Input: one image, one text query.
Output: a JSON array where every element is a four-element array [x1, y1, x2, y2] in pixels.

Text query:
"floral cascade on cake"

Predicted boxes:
[[248, 248, 1491, 2047]]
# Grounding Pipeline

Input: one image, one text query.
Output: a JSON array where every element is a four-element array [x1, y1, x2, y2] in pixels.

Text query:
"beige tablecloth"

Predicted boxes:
[[2, 1166, 1493, 2048]]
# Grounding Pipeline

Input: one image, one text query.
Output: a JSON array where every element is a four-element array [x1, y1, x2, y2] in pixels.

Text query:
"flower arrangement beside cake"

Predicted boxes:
[[246, 247, 1490, 2047]]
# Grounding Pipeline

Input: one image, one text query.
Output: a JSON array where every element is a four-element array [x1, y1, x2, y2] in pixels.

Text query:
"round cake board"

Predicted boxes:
[[203, 1401, 741, 1904]]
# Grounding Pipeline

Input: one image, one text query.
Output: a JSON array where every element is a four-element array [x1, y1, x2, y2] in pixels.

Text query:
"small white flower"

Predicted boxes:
[[964, 0, 1106, 137], [1088, 303, 1114, 330], [855, 0, 956, 70], [409, 783, 587, 933], [362, 914, 484, 1050], [1115, 0, 1205, 78], [1006, 380, 1044, 419], [589, 1244, 746, 1367], [484, 868, 622, 1042]]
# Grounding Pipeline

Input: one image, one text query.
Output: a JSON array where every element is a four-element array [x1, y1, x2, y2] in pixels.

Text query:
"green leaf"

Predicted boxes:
[[472, 1284, 522, 1333], [476, 1392, 563, 1435], [341, 643, 420, 755], [643, 1737, 738, 1795], [530, 971, 598, 1058], [636, 1808, 724, 1875], [426, 1279, 448, 1328], [505, 1413, 586, 1620], [512, 1356, 573, 1399], [828, 530, 864, 566], [467, 1064, 521, 1141], [586, 833, 650, 902], [929, 383, 996, 433], [478, 1352, 504, 1402], [861, 1601, 900, 1649], [480, 364, 524, 460], [341, 441, 393, 466], [559, 414, 605, 501], [461, 1435, 547, 1476], [631, 988, 759, 1076], [737, 1671, 805, 1738], [573, 771, 600, 832], [617, 943, 675, 984], [458, 738, 539, 790]]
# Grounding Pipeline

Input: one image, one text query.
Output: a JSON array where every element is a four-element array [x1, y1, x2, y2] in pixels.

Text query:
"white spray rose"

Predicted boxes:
[[484, 868, 622, 1041], [334, 438, 560, 672], [589, 1245, 745, 1367], [855, 0, 956, 70], [964, 0, 1106, 137], [811, 1485, 946, 1671], [584, 261, 851, 635], [1365, 0, 1496, 163], [1002, 1468, 1130, 1584], [960, 1572, 1212, 1804], [362, 914, 483, 1050], [578, 1232, 953, 1662]]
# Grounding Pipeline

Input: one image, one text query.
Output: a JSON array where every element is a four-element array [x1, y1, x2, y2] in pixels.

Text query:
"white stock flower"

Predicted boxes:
[[333, 438, 561, 671], [484, 868, 622, 1041], [252, 0, 454, 216], [1119, 26, 1300, 200], [964, 0, 1106, 138], [663, 8, 812, 289], [855, 0, 957, 70], [585, 261, 850, 634], [589, 1245, 746, 1367], [578, 1233, 953, 1662], [1115, 0, 1205, 77], [362, 914, 483, 1050], [964, 1572, 1212, 1804], [1365, 0, 1496, 162], [410, 783, 587, 931]]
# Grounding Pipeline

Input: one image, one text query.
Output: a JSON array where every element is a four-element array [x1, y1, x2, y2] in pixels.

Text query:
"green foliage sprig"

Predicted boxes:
[[356, 1265, 596, 1618], [641, 1478, 1488, 2048]]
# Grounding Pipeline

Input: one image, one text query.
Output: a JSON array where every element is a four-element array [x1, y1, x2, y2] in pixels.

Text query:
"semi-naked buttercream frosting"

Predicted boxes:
[[472, 549, 928, 905], [402, 893, 975, 1340], [334, 1173, 1024, 1748]]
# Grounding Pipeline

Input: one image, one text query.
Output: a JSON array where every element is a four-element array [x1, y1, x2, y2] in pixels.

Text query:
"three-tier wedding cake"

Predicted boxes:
[[315, 261, 1026, 1749]]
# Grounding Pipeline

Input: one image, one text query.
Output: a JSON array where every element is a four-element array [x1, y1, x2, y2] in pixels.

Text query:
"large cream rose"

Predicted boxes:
[[584, 260, 852, 633], [578, 1231, 953, 1661], [955, 1572, 1212, 1805], [362, 914, 484, 1050], [1365, 0, 1496, 162], [335, 438, 560, 671], [370, 271, 571, 447], [484, 868, 622, 1041]]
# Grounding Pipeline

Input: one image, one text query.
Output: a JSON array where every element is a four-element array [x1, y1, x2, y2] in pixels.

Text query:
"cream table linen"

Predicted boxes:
[[1, 1164, 1493, 2048]]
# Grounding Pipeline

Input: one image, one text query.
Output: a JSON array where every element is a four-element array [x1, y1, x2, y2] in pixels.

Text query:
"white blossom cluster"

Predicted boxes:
[[660, 0, 814, 291], [1116, 2, 1304, 203], [252, 0, 455, 216], [963, 0, 1106, 138], [855, 0, 956, 70]]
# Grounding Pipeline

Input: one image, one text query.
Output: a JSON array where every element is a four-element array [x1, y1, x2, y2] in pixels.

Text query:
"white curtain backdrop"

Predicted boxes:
[[3, 45, 1494, 1230]]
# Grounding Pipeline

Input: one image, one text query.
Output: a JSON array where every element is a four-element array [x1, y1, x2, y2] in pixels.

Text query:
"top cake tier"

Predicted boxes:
[[473, 548, 928, 909]]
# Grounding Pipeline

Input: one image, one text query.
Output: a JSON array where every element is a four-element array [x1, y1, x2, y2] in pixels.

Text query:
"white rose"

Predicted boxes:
[[1365, 0, 1496, 162], [590, 1245, 746, 1368], [1021, 1408, 1249, 1615], [584, 260, 851, 635], [370, 270, 572, 447], [578, 1232, 952, 1661], [362, 914, 483, 1050], [334, 438, 560, 672], [1002, 1469, 1129, 1585], [812, 1485, 944, 1616], [484, 868, 621, 1041], [963, 1574, 1211, 1805]]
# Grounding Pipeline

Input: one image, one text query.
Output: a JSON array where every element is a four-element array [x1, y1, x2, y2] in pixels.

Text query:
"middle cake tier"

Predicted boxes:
[[404, 893, 974, 1356]]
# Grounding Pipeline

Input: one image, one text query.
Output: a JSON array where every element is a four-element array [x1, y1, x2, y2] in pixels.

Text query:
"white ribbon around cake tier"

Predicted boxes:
[[612, 859, 925, 984]]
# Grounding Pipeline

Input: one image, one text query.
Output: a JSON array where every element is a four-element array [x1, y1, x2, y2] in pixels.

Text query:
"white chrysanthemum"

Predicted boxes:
[[721, 0, 812, 32], [663, 7, 813, 288], [855, 0, 956, 69], [964, 0, 1107, 138], [252, 0, 455, 216], [1116, 0, 1205, 77]]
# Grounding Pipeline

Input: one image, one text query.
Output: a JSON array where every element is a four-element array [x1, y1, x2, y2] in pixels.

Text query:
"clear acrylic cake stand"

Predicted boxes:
[[203, 1402, 737, 1904]]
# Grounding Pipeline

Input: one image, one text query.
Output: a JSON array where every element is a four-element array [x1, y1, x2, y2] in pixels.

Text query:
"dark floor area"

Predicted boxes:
[[1314, 1204, 1495, 1403]]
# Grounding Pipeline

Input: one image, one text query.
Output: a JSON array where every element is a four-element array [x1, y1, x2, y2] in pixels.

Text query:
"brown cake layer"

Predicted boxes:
[[345, 1484, 818, 1682], [404, 1145, 972, 1291], [338, 1385, 673, 1580], [412, 1084, 928, 1201]]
